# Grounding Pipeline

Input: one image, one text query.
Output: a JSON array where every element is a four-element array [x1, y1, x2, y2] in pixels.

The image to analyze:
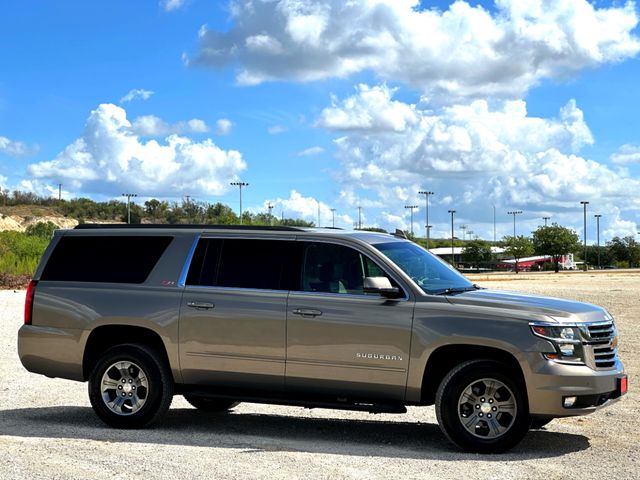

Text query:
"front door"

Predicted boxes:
[[286, 241, 414, 400]]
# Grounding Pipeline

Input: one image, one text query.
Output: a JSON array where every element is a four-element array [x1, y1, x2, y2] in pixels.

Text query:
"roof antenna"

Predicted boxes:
[[393, 229, 408, 239]]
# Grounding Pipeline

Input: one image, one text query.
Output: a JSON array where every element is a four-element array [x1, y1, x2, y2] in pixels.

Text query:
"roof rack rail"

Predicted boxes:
[[74, 224, 307, 232]]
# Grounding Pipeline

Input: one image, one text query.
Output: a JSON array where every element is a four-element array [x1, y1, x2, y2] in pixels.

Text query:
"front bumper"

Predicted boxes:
[[524, 352, 626, 417]]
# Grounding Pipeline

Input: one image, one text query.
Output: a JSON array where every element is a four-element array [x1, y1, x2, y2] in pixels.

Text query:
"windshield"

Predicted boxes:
[[373, 241, 473, 295]]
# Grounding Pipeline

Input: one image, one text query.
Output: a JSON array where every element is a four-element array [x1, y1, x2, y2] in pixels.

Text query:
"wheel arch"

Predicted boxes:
[[82, 325, 173, 381], [420, 344, 527, 406]]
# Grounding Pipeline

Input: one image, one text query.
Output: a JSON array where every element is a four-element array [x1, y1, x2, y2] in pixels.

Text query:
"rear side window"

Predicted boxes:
[[186, 238, 299, 290], [41, 236, 173, 284]]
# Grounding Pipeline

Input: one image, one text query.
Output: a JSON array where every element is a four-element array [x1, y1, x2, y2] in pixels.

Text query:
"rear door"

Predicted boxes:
[[286, 240, 414, 400], [179, 236, 297, 390]]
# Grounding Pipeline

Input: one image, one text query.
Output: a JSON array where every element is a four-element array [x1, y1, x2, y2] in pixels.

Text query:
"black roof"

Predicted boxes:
[[74, 224, 307, 232]]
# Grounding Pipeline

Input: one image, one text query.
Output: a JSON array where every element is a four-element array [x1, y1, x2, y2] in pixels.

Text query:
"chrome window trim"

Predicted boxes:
[[178, 235, 201, 287]]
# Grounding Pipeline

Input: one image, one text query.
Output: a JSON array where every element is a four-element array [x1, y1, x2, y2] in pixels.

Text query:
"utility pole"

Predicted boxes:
[[230, 181, 249, 224], [404, 205, 418, 236], [543, 216, 550, 226], [58, 183, 62, 201], [580, 201, 589, 271], [121, 193, 138, 224], [317, 200, 321, 227], [507, 210, 522, 237], [357, 206, 362, 229], [594, 214, 602, 269], [267, 203, 274, 226], [448, 209, 456, 266], [419, 191, 434, 248], [330, 208, 336, 228]]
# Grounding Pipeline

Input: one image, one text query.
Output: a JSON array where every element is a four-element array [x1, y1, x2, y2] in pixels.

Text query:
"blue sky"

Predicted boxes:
[[1, 0, 640, 242]]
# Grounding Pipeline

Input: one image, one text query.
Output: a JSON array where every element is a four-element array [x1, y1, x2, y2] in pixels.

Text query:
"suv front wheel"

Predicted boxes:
[[435, 360, 530, 453], [88, 344, 174, 428]]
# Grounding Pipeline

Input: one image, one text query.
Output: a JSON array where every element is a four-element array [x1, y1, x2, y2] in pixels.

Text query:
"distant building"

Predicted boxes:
[[429, 246, 576, 271]]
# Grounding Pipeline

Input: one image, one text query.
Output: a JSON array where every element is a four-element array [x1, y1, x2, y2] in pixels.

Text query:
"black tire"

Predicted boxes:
[[183, 394, 240, 412], [88, 344, 173, 428], [530, 417, 554, 430], [435, 359, 530, 453]]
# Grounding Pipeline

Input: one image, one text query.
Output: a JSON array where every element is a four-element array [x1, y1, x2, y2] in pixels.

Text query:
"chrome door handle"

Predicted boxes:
[[292, 308, 322, 317], [187, 301, 215, 310]]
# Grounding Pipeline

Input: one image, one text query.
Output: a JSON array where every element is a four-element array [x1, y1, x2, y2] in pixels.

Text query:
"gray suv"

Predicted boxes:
[[18, 225, 627, 453]]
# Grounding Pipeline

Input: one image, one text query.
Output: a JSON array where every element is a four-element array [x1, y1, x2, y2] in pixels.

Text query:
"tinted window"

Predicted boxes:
[[41, 235, 172, 283], [186, 238, 298, 290], [301, 242, 394, 295]]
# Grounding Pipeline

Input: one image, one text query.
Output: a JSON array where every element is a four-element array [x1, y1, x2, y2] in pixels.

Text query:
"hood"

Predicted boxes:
[[446, 289, 609, 324]]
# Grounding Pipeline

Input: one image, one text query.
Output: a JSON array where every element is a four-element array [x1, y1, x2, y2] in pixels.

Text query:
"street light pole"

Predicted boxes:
[[267, 203, 274, 226], [404, 205, 418, 236], [543, 216, 550, 226], [419, 191, 434, 248], [357, 206, 362, 229], [448, 209, 456, 265], [317, 200, 321, 227], [460, 224, 467, 242], [330, 208, 336, 228], [594, 214, 602, 269], [507, 210, 522, 237], [121, 193, 137, 224], [230, 181, 249, 224], [580, 201, 589, 271]]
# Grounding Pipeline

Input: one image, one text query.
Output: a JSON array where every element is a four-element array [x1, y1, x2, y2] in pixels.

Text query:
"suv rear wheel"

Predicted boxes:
[[435, 360, 530, 453], [88, 344, 173, 428], [183, 394, 239, 412]]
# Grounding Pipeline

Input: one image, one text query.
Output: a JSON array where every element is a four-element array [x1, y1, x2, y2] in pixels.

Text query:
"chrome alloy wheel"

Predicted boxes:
[[457, 378, 517, 439], [100, 361, 149, 416]]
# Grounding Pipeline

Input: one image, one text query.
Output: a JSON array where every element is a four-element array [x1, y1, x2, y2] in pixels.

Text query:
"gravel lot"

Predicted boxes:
[[1, 272, 638, 479]]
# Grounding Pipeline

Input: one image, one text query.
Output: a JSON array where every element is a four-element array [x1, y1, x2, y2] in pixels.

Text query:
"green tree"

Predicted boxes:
[[462, 239, 493, 268], [607, 236, 640, 268], [503, 235, 534, 274], [25, 221, 58, 238], [532, 224, 581, 272]]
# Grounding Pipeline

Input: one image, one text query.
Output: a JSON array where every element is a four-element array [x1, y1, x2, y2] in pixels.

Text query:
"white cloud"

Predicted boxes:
[[161, 0, 186, 12], [297, 146, 324, 156], [0, 135, 39, 158], [268, 125, 287, 134], [318, 84, 640, 237], [603, 207, 639, 239], [264, 190, 352, 227], [120, 89, 154, 103], [610, 144, 640, 165], [216, 118, 233, 135], [131, 115, 209, 136], [191, 0, 640, 102], [26, 103, 246, 198]]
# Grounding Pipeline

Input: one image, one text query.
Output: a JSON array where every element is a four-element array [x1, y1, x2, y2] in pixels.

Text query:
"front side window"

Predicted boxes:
[[301, 242, 395, 295]]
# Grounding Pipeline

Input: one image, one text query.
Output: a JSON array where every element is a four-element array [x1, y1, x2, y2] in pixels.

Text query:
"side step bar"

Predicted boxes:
[[181, 390, 407, 414]]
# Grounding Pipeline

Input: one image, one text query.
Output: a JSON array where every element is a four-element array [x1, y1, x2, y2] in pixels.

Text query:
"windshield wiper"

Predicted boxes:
[[431, 284, 482, 295]]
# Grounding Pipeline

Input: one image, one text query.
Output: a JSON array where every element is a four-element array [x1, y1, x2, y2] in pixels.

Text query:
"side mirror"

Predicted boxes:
[[363, 277, 401, 298]]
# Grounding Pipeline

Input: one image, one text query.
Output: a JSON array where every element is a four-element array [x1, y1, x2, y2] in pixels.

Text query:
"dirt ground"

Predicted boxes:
[[1, 272, 638, 479]]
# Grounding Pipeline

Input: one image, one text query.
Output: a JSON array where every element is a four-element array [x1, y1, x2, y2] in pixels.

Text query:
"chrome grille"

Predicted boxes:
[[583, 322, 618, 370]]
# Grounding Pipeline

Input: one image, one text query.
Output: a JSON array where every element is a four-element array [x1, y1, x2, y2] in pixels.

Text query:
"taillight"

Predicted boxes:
[[24, 280, 37, 325]]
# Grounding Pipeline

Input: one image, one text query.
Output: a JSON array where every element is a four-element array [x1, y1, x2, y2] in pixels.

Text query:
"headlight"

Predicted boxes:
[[530, 324, 585, 364]]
